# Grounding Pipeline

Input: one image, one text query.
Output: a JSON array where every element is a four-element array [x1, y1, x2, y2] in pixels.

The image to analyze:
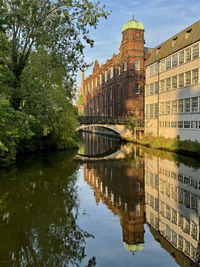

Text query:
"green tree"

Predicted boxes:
[[0, 0, 109, 109], [0, 97, 34, 162], [0, 0, 109, 162], [20, 49, 79, 151]]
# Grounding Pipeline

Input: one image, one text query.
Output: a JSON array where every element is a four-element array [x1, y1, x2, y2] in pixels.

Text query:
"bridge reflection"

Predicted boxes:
[[78, 130, 121, 158]]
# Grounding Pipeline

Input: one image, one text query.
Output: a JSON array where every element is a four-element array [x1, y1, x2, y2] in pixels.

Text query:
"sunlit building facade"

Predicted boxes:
[[82, 16, 152, 120], [145, 20, 200, 142]]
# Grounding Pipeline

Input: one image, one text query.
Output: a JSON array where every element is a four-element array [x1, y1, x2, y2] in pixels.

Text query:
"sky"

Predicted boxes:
[[76, 0, 200, 87]]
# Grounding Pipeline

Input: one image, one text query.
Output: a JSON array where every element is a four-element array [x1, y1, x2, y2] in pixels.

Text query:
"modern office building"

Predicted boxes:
[[145, 20, 200, 142], [82, 16, 152, 120]]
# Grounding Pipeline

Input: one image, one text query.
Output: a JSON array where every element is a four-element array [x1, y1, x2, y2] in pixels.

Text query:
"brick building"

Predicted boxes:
[[82, 16, 152, 120]]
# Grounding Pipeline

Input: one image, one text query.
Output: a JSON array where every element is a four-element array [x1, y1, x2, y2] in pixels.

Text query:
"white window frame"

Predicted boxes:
[[135, 84, 140, 94]]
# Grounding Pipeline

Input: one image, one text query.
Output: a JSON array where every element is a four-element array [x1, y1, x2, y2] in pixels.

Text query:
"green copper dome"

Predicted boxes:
[[123, 242, 144, 252], [122, 15, 144, 32]]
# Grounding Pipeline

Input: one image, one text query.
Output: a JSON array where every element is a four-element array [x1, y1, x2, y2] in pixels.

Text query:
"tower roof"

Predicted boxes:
[[122, 15, 144, 32]]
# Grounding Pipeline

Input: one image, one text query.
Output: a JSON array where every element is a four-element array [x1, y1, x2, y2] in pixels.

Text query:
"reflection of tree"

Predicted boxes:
[[0, 151, 94, 266]]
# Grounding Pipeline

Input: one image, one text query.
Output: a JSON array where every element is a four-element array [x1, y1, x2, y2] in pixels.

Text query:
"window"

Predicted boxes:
[[150, 65, 154, 76], [110, 105, 112, 116], [184, 98, 190, 112], [136, 182, 140, 192], [178, 99, 183, 113], [178, 121, 183, 128], [172, 100, 177, 113], [166, 78, 171, 91], [110, 66, 113, 78], [172, 75, 177, 89], [100, 74, 102, 85], [171, 231, 177, 247], [155, 103, 158, 118], [192, 97, 198, 112], [95, 77, 97, 87], [135, 84, 140, 94], [105, 71, 107, 82], [118, 66, 121, 75], [179, 73, 184, 88], [179, 51, 184, 64], [185, 47, 191, 62], [191, 121, 198, 128], [160, 102, 164, 114], [135, 204, 140, 216], [155, 63, 159, 74], [166, 121, 170, 128], [150, 83, 154, 95], [160, 59, 166, 72], [155, 82, 158, 93], [184, 121, 190, 128], [135, 60, 140, 70], [110, 89, 112, 100], [166, 57, 171, 69], [185, 71, 191, 86], [160, 80, 165, 92], [172, 54, 178, 67], [166, 101, 171, 114], [193, 44, 199, 59], [124, 62, 127, 71], [192, 68, 199, 84], [150, 104, 154, 118]]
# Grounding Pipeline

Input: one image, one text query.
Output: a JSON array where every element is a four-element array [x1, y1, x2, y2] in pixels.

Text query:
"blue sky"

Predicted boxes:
[[76, 0, 200, 87]]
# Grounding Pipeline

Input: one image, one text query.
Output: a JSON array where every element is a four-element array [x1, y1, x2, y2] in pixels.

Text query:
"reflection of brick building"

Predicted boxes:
[[82, 16, 152, 119], [82, 151, 145, 253]]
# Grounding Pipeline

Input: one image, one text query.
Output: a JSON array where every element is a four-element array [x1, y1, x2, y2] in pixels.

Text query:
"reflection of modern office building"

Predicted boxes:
[[144, 154, 200, 265], [82, 16, 152, 119], [82, 151, 145, 253], [145, 20, 200, 142]]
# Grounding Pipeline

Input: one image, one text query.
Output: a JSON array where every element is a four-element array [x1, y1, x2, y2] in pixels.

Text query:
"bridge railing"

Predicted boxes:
[[78, 116, 144, 127]]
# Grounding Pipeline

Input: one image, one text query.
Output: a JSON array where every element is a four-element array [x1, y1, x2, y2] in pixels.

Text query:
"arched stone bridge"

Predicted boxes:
[[77, 116, 144, 141]]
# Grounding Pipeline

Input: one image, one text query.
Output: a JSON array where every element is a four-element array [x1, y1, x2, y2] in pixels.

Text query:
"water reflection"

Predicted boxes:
[[144, 152, 200, 266], [78, 129, 121, 157], [80, 132, 200, 266], [1, 132, 200, 266], [0, 152, 95, 266], [82, 148, 145, 254]]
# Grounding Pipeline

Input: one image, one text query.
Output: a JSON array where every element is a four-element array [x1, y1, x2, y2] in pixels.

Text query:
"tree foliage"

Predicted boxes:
[[0, 0, 109, 163]]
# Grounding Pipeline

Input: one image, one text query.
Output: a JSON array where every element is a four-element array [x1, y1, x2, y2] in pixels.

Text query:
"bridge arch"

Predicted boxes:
[[76, 124, 130, 139]]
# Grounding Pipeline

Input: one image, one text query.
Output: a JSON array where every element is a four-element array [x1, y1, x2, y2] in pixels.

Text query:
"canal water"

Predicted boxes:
[[0, 130, 200, 266]]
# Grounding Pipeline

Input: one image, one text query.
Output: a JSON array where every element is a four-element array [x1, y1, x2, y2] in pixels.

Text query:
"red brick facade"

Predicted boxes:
[[82, 21, 151, 121]]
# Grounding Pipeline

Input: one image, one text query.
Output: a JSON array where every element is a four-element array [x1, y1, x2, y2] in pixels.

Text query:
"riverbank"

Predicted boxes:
[[135, 134, 200, 158]]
